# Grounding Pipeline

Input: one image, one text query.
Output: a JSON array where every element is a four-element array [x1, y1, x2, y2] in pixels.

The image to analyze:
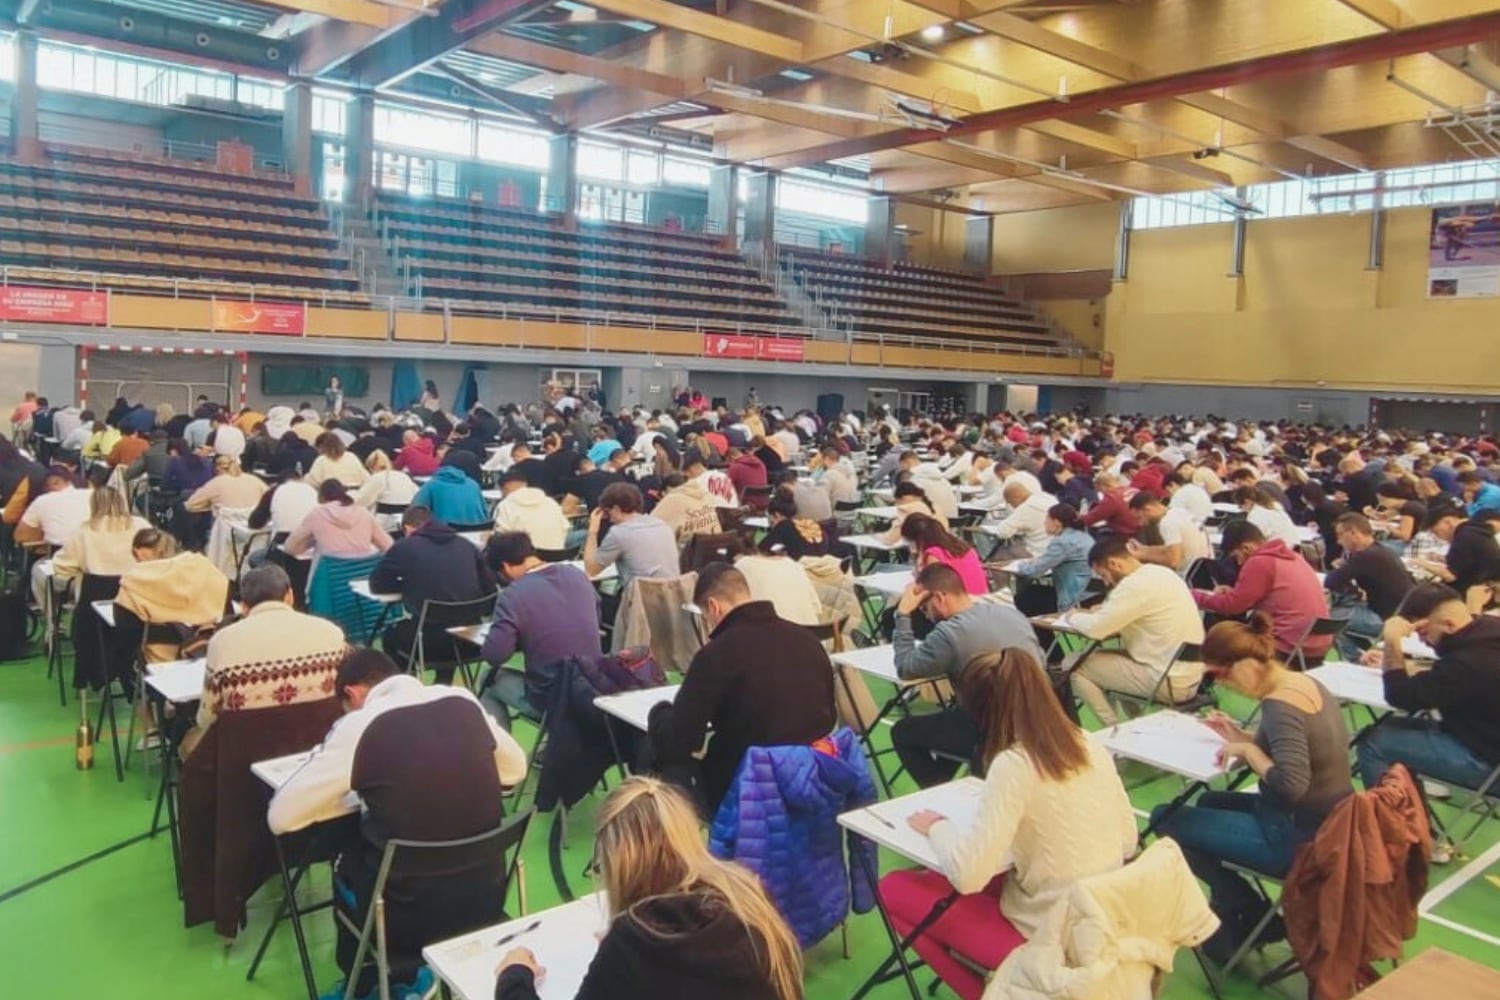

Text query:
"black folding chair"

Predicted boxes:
[[337, 810, 534, 1000]]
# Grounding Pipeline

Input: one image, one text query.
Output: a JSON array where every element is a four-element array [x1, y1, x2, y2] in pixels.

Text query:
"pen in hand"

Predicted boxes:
[[494, 919, 542, 948]]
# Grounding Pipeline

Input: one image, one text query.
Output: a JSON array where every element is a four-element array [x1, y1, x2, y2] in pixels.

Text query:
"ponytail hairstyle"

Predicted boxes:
[[318, 479, 354, 506], [1046, 502, 1082, 531], [1201, 612, 1279, 670], [593, 778, 803, 1000]]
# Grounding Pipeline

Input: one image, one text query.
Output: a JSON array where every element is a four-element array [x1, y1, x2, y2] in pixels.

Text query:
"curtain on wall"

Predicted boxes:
[[391, 360, 422, 411]]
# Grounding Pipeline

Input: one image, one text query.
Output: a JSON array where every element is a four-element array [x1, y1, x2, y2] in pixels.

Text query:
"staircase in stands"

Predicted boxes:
[[334, 206, 415, 303]]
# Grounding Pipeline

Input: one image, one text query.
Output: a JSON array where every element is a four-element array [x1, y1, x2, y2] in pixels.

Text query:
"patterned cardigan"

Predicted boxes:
[[194, 601, 348, 737]]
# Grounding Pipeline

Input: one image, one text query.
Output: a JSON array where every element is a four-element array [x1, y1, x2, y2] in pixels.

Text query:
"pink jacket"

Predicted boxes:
[[922, 546, 989, 596], [1194, 540, 1331, 658], [284, 502, 393, 559]]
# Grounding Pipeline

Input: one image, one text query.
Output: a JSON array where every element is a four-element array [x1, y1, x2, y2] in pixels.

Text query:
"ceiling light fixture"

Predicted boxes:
[[921, 24, 945, 42]]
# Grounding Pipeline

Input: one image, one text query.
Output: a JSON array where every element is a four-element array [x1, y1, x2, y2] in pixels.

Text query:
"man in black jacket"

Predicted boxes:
[[648, 563, 837, 815], [1441, 509, 1500, 596], [1357, 584, 1500, 807], [371, 506, 497, 684], [1326, 512, 1414, 660]]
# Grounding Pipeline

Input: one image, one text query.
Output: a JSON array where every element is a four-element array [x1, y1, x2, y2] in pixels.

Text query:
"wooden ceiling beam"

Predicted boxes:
[[1284, 134, 1370, 171], [969, 11, 1143, 81], [1024, 119, 1136, 159], [1330, 0, 1412, 30], [262, 0, 399, 29], [1141, 155, 1236, 187], [467, 34, 689, 99], [578, 0, 804, 63]]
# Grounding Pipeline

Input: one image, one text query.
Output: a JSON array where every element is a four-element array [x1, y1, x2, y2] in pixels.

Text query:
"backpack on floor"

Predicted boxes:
[[0, 592, 36, 662]]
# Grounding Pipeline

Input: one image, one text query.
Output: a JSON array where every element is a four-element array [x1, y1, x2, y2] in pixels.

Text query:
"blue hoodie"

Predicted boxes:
[[411, 465, 488, 526], [708, 727, 877, 947]]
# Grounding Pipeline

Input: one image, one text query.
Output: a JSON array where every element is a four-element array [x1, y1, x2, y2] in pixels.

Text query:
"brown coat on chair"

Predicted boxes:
[[179, 697, 343, 938], [1282, 763, 1432, 1000]]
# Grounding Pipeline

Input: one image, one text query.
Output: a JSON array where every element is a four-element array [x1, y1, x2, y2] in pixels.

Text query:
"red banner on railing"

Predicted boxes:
[[212, 300, 306, 335], [702, 333, 758, 359], [0, 286, 108, 324], [756, 336, 806, 362]]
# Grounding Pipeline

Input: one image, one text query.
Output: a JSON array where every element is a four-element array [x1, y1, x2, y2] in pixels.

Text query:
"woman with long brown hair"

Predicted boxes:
[[878, 649, 1136, 1000], [1154, 614, 1351, 963], [496, 776, 803, 1000], [900, 512, 986, 595]]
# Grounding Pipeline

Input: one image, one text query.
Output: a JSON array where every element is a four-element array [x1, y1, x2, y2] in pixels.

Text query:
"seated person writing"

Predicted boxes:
[[268, 650, 527, 999], [891, 564, 1044, 788], [881, 650, 1136, 1000], [478, 531, 603, 729], [496, 777, 802, 1000], [1065, 537, 1205, 727], [1357, 584, 1500, 838], [647, 564, 837, 815], [1155, 616, 1352, 962]]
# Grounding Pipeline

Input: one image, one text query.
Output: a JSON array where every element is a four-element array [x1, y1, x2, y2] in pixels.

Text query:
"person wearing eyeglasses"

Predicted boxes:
[[496, 777, 803, 1000], [890, 563, 1044, 788]]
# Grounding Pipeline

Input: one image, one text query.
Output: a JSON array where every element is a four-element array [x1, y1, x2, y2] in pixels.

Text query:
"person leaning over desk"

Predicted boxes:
[[880, 649, 1136, 1000], [495, 777, 803, 1000]]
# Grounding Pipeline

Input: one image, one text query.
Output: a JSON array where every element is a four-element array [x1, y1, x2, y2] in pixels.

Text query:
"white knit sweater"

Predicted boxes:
[[929, 739, 1138, 937]]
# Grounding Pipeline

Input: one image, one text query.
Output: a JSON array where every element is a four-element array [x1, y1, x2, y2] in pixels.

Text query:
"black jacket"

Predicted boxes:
[[1385, 614, 1500, 764], [496, 891, 784, 1000], [1446, 519, 1500, 594], [370, 520, 497, 619], [1324, 543, 1412, 619], [648, 601, 837, 813]]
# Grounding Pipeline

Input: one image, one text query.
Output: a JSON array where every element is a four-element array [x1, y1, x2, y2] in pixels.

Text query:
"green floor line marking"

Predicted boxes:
[[0, 832, 153, 905]]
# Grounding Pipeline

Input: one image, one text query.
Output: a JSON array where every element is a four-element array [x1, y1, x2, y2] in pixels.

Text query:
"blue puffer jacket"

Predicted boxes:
[[708, 727, 878, 947]]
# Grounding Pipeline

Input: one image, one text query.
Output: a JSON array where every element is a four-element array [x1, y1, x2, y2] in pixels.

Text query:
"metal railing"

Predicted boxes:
[[0, 265, 1097, 368]]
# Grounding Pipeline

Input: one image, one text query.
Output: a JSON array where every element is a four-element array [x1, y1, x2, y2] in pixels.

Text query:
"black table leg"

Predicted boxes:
[[849, 851, 955, 1000]]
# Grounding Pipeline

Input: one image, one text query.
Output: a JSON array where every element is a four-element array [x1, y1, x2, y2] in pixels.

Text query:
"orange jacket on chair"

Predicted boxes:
[[1282, 763, 1431, 1000]]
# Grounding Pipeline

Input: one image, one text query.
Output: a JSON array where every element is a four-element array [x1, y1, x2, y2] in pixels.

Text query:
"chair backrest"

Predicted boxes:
[[375, 500, 410, 516], [410, 592, 500, 670], [680, 532, 746, 574], [536, 544, 581, 563], [306, 553, 386, 640], [1185, 557, 1217, 591], [378, 809, 532, 887], [1291, 617, 1345, 670], [448, 521, 493, 534]]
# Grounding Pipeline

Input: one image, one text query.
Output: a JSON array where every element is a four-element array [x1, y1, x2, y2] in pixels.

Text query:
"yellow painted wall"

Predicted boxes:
[[1104, 207, 1500, 392], [1036, 298, 1105, 352], [893, 202, 971, 271], [991, 203, 1121, 274]]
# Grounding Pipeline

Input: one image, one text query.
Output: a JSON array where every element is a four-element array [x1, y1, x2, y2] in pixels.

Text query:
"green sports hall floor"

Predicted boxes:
[[3, 651, 1499, 1000]]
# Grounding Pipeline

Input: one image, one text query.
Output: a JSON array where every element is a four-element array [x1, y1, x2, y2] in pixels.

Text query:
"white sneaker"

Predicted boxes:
[[1430, 841, 1454, 865], [1424, 780, 1452, 800], [135, 730, 162, 752]]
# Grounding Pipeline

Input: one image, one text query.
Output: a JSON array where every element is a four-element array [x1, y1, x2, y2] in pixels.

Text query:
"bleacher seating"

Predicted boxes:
[[781, 247, 1062, 350], [0, 147, 361, 298], [372, 193, 802, 333]]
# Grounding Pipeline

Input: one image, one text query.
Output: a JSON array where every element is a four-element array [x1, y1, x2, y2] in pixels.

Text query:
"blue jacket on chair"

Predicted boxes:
[[708, 727, 878, 947]]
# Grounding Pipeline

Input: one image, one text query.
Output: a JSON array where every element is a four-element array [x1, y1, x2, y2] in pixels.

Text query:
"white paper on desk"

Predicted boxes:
[[434, 895, 608, 1000], [1100, 713, 1226, 782]]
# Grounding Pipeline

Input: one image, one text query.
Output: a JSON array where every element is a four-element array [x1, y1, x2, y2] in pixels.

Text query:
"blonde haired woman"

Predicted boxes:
[[496, 777, 803, 1000], [53, 485, 150, 691], [305, 432, 368, 489], [355, 449, 418, 529], [184, 455, 268, 514]]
